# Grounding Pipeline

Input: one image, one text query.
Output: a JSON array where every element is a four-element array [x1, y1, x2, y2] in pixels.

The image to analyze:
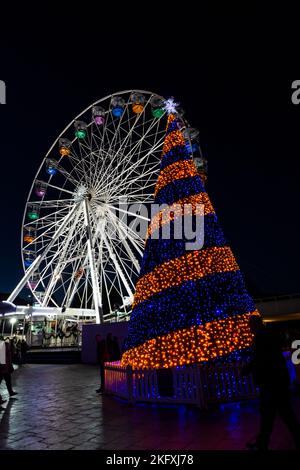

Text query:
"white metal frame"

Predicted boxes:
[[10, 90, 183, 323]]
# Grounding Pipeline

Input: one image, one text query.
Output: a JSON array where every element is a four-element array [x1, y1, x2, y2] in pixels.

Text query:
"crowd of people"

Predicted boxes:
[[10, 337, 29, 364]]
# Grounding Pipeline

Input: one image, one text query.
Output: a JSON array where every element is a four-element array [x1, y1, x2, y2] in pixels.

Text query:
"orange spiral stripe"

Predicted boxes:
[[161, 130, 186, 156], [147, 192, 215, 239], [154, 160, 198, 196], [133, 246, 239, 307], [121, 311, 259, 369]]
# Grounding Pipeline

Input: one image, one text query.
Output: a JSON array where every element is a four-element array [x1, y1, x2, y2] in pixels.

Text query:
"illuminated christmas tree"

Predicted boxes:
[[122, 108, 259, 370]]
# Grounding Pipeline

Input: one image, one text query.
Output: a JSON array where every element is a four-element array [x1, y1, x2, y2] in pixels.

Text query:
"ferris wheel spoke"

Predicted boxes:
[[106, 213, 140, 271], [23, 215, 67, 250], [96, 105, 113, 156], [23, 204, 75, 229], [54, 161, 83, 187], [75, 141, 92, 188], [108, 112, 164, 180], [37, 181, 76, 197], [89, 203, 134, 298], [116, 245, 139, 281], [108, 136, 163, 191], [111, 210, 146, 247], [102, 272, 113, 316], [100, 256, 115, 316], [83, 200, 102, 322], [64, 247, 90, 309], [104, 206, 145, 250], [105, 203, 149, 222], [95, 115, 163, 196], [65, 165, 88, 190], [107, 193, 155, 207], [28, 198, 75, 208], [110, 243, 136, 291], [41, 203, 83, 306], [105, 104, 132, 154], [99, 136, 163, 198], [101, 99, 148, 171], [33, 224, 86, 295], [114, 117, 161, 187], [65, 208, 104, 309], [104, 95, 154, 166], [108, 161, 159, 199]]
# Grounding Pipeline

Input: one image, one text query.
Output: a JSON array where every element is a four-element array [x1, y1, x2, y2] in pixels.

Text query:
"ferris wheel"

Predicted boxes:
[[8, 90, 185, 323]]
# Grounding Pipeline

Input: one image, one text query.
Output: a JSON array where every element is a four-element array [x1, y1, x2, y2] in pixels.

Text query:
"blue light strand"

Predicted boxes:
[[140, 213, 227, 277], [125, 270, 256, 351], [154, 175, 205, 206], [160, 146, 193, 171]]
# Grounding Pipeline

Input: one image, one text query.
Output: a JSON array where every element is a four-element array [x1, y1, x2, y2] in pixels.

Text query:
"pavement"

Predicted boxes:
[[0, 363, 299, 450]]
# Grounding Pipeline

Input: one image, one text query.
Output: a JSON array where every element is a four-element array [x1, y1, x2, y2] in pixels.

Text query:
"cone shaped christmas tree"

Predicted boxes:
[[122, 113, 259, 369]]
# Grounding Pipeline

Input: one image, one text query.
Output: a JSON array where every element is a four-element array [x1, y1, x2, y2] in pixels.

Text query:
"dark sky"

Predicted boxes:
[[0, 6, 299, 297]]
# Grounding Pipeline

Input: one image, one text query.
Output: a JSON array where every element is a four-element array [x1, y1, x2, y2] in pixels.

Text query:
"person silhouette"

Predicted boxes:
[[0, 337, 17, 398], [111, 335, 121, 361], [245, 315, 300, 450], [106, 333, 114, 361], [95, 334, 109, 394]]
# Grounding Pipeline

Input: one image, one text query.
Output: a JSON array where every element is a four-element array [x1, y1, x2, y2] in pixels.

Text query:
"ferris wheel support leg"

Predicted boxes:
[[41, 204, 83, 307], [107, 209, 141, 271], [7, 255, 42, 303], [89, 204, 134, 301], [83, 200, 103, 324], [100, 228, 134, 300], [7, 204, 79, 304]]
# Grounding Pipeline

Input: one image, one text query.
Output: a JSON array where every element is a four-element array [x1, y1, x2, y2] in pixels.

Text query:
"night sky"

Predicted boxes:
[[0, 7, 299, 297]]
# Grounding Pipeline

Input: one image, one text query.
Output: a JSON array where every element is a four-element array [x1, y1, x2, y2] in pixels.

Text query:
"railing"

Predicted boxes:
[[104, 362, 258, 409], [199, 364, 258, 404]]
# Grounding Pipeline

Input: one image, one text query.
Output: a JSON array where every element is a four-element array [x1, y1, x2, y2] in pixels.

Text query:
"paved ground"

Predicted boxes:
[[0, 364, 299, 450]]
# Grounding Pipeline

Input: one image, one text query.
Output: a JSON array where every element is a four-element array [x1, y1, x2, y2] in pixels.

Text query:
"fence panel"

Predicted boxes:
[[104, 362, 258, 407]]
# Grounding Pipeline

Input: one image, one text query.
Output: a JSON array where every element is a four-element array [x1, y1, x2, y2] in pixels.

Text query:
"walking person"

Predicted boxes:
[[244, 315, 300, 450], [95, 334, 109, 394], [0, 337, 18, 398]]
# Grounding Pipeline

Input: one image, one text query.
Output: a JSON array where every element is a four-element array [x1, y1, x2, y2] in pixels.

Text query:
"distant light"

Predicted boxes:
[[10, 318, 17, 325]]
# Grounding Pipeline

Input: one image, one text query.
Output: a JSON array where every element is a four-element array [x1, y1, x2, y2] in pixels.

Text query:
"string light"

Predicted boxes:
[[142, 213, 227, 277], [122, 312, 259, 369], [122, 113, 261, 369], [133, 246, 239, 307], [148, 192, 215, 239], [154, 160, 198, 196], [161, 130, 186, 155], [155, 176, 205, 206], [126, 271, 258, 348]]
